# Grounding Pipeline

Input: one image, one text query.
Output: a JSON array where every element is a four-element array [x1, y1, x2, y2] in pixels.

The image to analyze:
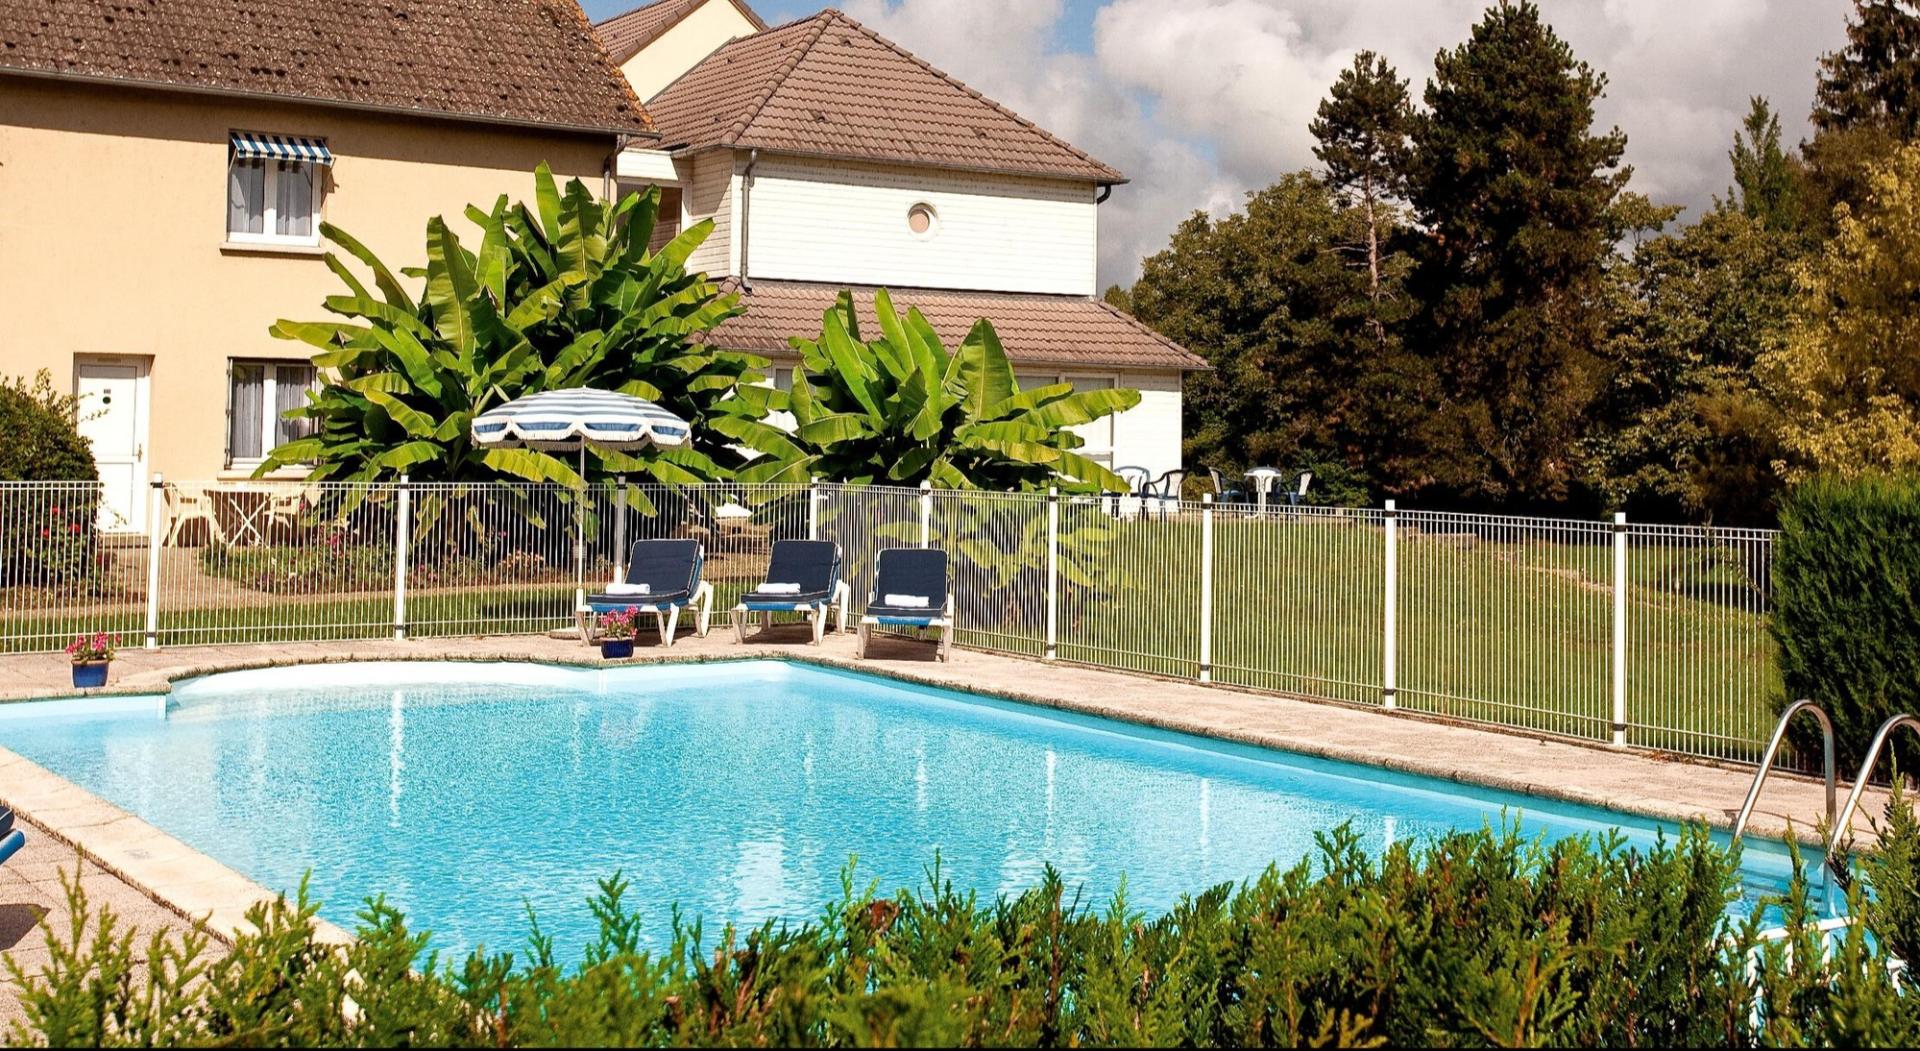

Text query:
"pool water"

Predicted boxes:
[[1, 660, 1816, 958]]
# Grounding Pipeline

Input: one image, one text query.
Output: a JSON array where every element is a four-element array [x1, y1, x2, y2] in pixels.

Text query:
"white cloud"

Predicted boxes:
[[840, 0, 1853, 285]]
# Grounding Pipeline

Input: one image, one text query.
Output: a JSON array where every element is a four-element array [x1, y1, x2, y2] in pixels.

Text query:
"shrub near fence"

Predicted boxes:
[[0, 480, 1780, 765], [1773, 474, 1920, 773]]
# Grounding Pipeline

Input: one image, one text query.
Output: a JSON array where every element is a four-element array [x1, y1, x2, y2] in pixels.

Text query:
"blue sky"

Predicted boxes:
[[580, 0, 1853, 286]]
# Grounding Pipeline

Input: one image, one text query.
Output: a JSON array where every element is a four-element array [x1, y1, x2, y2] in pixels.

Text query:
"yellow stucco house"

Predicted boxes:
[[0, 0, 656, 532]]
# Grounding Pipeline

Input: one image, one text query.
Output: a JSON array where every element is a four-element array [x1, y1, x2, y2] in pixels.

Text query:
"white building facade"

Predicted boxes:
[[596, 0, 1201, 482]]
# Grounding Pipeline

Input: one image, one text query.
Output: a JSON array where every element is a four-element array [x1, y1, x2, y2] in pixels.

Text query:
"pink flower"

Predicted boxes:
[[68, 523, 82, 534], [49, 506, 61, 516], [39, 527, 50, 538]]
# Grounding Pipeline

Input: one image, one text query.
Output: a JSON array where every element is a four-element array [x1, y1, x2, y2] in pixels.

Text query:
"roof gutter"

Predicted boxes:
[[663, 142, 1126, 187], [0, 65, 664, 141], [740, 147, 759, 293]]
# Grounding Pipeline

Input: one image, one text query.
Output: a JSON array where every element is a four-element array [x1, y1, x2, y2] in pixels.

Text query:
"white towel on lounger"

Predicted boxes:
[[758, 582, 802, 594], [883, 593, 930, 608], [605, 582, 651, 595]]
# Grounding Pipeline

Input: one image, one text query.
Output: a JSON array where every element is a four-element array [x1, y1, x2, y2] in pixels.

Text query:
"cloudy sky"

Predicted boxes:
[[583, 0, 1855, 287]]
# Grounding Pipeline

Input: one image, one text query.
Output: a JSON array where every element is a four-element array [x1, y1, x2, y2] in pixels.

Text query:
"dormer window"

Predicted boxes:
[[907, 202, 938, 239], [227, 132, 331, 247]]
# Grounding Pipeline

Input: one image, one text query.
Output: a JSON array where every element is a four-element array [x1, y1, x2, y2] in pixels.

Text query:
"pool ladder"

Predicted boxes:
[[1733, 700, 1920, 865]]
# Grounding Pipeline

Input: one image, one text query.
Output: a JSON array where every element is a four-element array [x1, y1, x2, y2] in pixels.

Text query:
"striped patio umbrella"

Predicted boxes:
[[470, 388, 690, 453], [470, 388, 692, 621]]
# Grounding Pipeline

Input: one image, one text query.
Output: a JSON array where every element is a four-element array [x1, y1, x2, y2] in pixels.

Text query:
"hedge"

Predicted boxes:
[[7, 802, 1920, 1047], [1773, 473, 1920, 772]]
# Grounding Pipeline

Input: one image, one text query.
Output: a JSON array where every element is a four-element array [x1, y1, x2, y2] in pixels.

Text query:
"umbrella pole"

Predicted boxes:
[[575, 445, 587, 619]]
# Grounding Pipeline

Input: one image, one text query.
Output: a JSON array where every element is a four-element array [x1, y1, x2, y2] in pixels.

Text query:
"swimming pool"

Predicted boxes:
[[1, 660, 1811, 957]]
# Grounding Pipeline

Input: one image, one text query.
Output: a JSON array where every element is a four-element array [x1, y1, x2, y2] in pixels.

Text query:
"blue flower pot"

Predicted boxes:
[[600, 639, 634, 660], [71, 661, 109, 689]]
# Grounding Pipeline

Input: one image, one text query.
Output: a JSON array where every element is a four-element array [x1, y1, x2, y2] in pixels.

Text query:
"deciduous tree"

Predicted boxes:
[[1762, 143, 1920, 480], [1131, 175, 1397, 494]]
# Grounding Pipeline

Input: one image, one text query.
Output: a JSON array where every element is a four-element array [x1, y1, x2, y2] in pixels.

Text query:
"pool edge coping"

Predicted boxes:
[[0, 744, 355, 950]]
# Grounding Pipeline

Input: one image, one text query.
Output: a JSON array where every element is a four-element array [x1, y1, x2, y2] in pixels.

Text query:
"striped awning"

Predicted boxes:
[[229, 131, 334, 166]]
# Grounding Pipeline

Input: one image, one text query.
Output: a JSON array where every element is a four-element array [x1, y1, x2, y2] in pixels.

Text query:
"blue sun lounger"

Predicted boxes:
[[856, 547, 954, 662], [0, 806, 23, 869], [731, 539, 852, 645], [579, 538, 714, 647]]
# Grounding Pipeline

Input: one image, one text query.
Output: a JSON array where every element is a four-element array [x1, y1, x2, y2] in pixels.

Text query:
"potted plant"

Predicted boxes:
[[597, 607, 641, 660], [65, 632, 118, 688]]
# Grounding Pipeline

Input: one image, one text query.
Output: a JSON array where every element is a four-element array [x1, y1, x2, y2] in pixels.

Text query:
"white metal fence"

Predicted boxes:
[[0, 478, 1780, 764]]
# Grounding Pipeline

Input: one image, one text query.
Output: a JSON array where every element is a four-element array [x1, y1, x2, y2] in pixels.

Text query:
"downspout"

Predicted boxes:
[[1096, 183, 1113, 205], [604, 134, 632, 200], [740, 148, 759, 292]]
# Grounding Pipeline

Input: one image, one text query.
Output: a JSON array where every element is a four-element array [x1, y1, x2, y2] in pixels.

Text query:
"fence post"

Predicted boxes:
[[1611, 511, 1629, 747], [1045, 487, 1058, 661], [1383, 499, 1397, 710], [918, 480, 931, 548], [143, 474, 164, 650], [392, 474, 411, 642], [612, 475, 628, 581], [1200, 493, 1214, 684], [808, 476, 820, 541]]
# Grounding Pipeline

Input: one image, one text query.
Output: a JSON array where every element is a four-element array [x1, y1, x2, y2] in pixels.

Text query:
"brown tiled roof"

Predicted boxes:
[[597, 0, 767, 65], [646, 10, 1125, 184], [0, 0, 654, 136], [708, 281, 1204, 371]]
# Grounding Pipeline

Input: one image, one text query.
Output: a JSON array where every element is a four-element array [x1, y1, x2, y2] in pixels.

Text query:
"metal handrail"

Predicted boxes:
[[1732, 699, 1836, 853], [1830, 713, 1920, 855]]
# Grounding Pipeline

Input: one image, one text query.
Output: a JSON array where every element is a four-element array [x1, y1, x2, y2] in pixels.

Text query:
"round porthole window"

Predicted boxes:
[[907, 202, 938, 238]]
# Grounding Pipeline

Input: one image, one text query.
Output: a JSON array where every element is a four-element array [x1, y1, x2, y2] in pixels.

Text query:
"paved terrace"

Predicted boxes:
[[0, 627, 1878, 1023]]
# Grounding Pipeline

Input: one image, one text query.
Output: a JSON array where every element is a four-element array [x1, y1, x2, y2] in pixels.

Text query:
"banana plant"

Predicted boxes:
[[724, 290, 1141, 493], [261, 164, 781, 498]]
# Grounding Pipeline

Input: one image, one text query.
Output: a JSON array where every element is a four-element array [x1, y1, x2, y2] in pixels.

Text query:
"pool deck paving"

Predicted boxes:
[[0, 626, 1883, 1027]]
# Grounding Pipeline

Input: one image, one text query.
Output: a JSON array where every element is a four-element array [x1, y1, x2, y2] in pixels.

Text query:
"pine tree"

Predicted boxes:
[[1813, 0, 1920, 138], [1405, 0, 1628, 506], [1310, 51, 1414, 326], [1724, 97, 1804, 232]]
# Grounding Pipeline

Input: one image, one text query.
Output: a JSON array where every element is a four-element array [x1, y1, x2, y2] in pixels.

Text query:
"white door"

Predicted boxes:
[[74, 359, 150, 533]]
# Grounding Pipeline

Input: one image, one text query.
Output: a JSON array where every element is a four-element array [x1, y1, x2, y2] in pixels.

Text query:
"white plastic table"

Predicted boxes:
[[1244, 468, 1285, 516]]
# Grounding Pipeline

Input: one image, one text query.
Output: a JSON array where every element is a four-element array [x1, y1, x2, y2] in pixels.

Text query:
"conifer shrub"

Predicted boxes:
[[9, 813, 1920, 1048], [1772, 473, 1920, 771]]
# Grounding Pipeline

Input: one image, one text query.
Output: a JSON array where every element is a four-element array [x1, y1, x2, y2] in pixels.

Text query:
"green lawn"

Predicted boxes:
[[4, 505, 1779, 762], [928, 505, 1778, 762]]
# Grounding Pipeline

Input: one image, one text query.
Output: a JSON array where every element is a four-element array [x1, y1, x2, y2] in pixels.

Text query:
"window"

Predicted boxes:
[[227, 150, 323, 245], [616, 182, 683, 254], [1018, 372, 1118, 466], [906, 202, 938, 239], [228, 361, 318, 467], [773, 367, 795, 392], [1063, 375, 1117, 466], [650, 186, 684, 254]]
